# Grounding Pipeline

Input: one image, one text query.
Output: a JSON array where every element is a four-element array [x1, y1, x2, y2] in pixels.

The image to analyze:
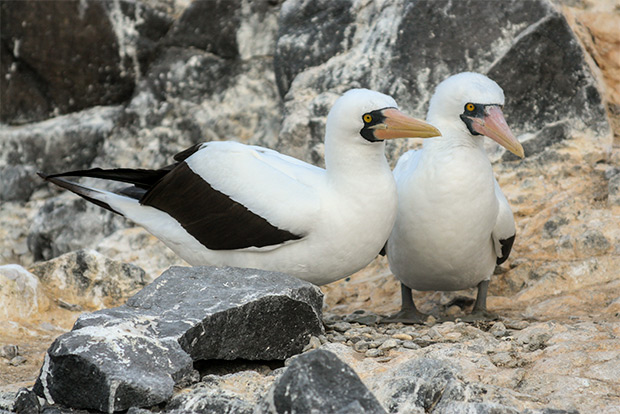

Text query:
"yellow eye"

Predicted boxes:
[[363, 114, 373, 123], [465, 103, 475, 112]]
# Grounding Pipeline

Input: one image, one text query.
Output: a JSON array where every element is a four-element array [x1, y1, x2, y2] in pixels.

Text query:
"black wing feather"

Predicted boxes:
[[496, 234, 515, 265], [140, 162, 304, 250], [39, 142, 304, 251]]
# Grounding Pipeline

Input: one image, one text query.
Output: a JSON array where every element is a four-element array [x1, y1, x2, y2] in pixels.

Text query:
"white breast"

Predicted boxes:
[[387, 145, 499, 291]]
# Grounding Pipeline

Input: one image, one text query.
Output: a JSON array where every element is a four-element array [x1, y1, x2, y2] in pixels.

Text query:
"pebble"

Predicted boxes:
[[427, 327, 443, 340], [8, 356, 27, 366], [347, 336, 364, 344], [331, 321, 352, 332], [504, 320, 529, 330], [445, 305, 461, 316], [329, 333, 347, 343], [344, 326, 373, 336], [354, 341, 370, 352], [443, 332, 462, 341], [365, 348, 384, 358], [379, 339, 399, 350], [0, 345, 19, 360], [490, 322, 508, 338], [302, 336, 321, 352], [402, 341, 421, 350], [367, 340, 383, 349], [392, 333, 412, 341]]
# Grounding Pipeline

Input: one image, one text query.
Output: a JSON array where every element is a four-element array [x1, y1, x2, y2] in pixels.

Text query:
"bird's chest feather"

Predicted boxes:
[[323, 173, 397, 250], [403, 149, 498, 241]]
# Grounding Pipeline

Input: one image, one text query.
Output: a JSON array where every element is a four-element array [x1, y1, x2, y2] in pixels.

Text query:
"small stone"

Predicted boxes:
[[329, 333, 347, 343], [9, 355, 27, 366], [392, 333, 413, 341], [443, 332, 462, 341], [322, 313, 341, 324], [354, 341, 370, 353], [425, 315, 437, 326], [427, 327, 442, 340], [402, 341, 421, 350], [302, 336, 321, 352], [490, 322, 508, 338], [504, 320, 529, 330], [331, 321, 352, 332], [347, 336, 364, 344], [379, 339, 399, 350], [345, 326, 373, 336], [445, 305, 462, 316], [368, 340, 383, 349], [365, 348, 385, 358], [0, 345, 19, 360]]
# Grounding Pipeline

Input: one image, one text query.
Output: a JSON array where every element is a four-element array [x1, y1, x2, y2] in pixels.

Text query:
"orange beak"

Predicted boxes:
[[370, 108, 441, 140]]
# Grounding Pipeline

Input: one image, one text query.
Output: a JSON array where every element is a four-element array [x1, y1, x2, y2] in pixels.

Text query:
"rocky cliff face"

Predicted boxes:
[[1, 0, 619, 413]]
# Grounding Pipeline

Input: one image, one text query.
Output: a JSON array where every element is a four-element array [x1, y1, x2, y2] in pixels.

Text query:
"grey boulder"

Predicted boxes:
[[34, 266, 324, 412]]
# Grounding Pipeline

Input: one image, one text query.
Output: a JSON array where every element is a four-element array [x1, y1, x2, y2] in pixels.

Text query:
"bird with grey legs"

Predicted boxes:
[[384, 72, 523, 323]]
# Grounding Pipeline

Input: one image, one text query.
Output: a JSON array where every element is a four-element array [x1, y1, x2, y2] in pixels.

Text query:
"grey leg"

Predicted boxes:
[[383, 283, 429, 324], [461, 280, 499, 322]]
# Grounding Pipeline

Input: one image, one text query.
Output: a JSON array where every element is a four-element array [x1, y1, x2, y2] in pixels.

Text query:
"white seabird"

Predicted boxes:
[[385, 72, 524, 323], [40, 89, 440, 286]]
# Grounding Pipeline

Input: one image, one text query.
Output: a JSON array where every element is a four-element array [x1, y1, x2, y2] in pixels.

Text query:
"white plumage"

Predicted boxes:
[[385, 72, 523, 323], [41, 89, 440, 286]]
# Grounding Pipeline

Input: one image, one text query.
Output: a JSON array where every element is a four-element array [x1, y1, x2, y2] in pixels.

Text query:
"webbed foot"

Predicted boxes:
[[382, 283, 429, 324], [459, 309, 499, 322], [383, 308, 429, 324]]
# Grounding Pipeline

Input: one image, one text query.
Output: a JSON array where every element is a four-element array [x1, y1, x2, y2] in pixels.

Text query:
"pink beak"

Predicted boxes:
[[469, 106, 524, 158]]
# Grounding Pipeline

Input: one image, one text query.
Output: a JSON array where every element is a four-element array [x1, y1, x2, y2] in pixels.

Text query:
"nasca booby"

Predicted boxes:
[[40, 89, 441, 286], [385, 73, 523, 323]]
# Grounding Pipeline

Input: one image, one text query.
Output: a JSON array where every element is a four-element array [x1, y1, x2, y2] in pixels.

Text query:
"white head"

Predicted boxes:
[[427, 72, 523, 158], [325, 89, 440, 147]]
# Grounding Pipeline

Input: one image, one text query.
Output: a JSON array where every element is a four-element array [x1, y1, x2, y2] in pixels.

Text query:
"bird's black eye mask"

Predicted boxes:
[[459, 103, 501, 136], [360, 107, 391, 142]]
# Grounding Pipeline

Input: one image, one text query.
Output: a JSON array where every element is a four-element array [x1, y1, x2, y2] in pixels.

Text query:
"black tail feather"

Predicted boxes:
[[44, 167, 169, 189], [38, 173, 123, 215]]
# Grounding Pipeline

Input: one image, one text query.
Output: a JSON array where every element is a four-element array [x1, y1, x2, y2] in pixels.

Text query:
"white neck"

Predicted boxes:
[[423, 121, 486, 154], [324, 134, 391, 186]]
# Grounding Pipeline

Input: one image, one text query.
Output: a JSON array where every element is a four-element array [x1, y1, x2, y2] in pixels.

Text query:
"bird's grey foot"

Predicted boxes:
[[382, 283, 429, 324], [383, 308, 429, 324], [458, 280, 499, 322], [459, 309, 499, 322]]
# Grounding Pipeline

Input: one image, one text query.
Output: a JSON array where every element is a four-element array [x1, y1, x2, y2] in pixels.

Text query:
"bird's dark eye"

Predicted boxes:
[[465, 103, 475, 112], [363, 113, 373, 123]]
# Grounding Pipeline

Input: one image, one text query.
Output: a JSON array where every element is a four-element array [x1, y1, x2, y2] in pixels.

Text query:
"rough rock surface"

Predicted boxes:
[[27, 195, 128, 262], [1, 0, 619, 413], [272, 0, 611, 164], [33, 266, 324, 412], [0, 106, 123, 202], [260, 349, 387, 414], [29, 249, 147, 311], [0, 0, 172, 124]]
